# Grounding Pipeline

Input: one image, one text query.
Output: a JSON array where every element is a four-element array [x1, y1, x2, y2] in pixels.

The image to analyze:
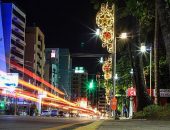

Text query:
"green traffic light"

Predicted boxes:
[[0, 101, 5, 110], [89, 80, 94, 89]]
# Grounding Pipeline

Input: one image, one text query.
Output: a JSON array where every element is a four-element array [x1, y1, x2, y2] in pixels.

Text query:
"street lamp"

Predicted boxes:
[[112, 33, 127, 117], [140, 44, 152, 97], [95, 28, 100, 36], [99, 57, 104, 64], [113, 32, 127, 88]]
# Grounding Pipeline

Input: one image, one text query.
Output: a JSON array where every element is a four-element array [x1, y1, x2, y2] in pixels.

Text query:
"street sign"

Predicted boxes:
[[110, 97, 117, 110], [127, 88, 136, 96], [160, 89, 170, 97]]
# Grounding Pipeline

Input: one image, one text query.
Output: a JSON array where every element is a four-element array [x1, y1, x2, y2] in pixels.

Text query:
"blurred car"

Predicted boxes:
[[41, 110, 51, 116], [64, 113, 69, 117], [51, 109, 58, 117], [57, 111, 64, 117]]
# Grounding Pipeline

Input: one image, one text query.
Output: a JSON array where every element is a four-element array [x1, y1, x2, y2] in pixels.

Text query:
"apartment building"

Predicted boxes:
[[25, 27, 45, 88], [1, 3, 26, 77], [71, 67, 88, 101], [44, 48, 59, 93]]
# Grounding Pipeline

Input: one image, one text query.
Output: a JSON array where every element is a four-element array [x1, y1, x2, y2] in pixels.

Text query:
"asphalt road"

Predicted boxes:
[[0, 115, 95, 130]]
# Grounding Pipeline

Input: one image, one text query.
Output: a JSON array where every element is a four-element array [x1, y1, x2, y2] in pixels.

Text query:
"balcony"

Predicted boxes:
[[12, 24, 25, 36], [10, 54, 24, 63], [11, 35, 26, 46], [11, 44, 24, 55], [12, 14, 25, 27]]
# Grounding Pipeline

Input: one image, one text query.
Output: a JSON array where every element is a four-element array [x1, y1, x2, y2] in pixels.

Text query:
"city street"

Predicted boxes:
[[0, 0, 170, 130], [0, 115, 95, 130]]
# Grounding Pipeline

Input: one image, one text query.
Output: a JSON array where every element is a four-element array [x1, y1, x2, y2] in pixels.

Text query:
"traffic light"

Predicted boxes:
[[0, 101, 5, 110], [88, 79, 96, 90], [89, 80, 94, 89]]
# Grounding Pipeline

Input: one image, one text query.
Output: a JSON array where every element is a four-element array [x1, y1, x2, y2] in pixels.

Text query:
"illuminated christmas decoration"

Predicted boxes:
[[96, 3, 114, 29], [102, 56, 112, 80], [96, 3, 115, 54], [108, 43, 114, 52], [104, 73, 112, 80], [104, 81, 111, 105], [99, 28, 113, 43]]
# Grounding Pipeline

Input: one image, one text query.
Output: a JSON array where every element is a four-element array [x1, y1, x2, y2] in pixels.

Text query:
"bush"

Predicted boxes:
[[133, 104, 170, 120], [142, 105, 162, 118]]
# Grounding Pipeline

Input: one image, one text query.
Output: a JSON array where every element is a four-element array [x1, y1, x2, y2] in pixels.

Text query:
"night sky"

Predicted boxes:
[[3, 0, 108, 74]]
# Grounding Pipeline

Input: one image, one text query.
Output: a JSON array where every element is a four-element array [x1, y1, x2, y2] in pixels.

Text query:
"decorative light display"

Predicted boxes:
[[96, 3, 116, 112], [102, 56, 112, 80], [96, 3, 115, 54], [99, 27, 113, 43], [96, 3, 114, 29]]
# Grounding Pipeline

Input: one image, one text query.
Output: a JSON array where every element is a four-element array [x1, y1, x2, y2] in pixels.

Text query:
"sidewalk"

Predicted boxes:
[[97, 119, 170, 130]]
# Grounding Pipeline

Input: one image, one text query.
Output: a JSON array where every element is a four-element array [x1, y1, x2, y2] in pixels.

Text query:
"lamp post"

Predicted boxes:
[[112, 33, 127, 117], [140, 44, 152, 97], [113, 32, 128, 91]]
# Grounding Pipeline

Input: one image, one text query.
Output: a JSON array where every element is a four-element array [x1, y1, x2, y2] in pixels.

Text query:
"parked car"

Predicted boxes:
[[51, 110, 58, 117], [41, 110, 51, 116]]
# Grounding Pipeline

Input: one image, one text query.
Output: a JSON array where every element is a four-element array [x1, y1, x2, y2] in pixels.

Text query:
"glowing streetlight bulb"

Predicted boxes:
[[140, 45, 146, 53], [99, 57, 104, 64], [96, 29, 100, 36], [114, 74, 118, 80], [120, 33, 127, 39]]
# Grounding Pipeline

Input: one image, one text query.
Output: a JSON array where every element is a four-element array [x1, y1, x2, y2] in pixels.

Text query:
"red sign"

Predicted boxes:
[[111, 97, 117, 110], [147, 89, 155, 97], [127, 88, 136, 96]]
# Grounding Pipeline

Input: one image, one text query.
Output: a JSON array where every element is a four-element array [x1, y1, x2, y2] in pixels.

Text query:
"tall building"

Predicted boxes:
[[25, 27, 45, 88], [58, 49, 71, 99], [71, 67, 88, 101], [0, 2, 6, 72], [0, 2, 26, 114], [44, 48, 59, 94], [1, 3, 26, 78]]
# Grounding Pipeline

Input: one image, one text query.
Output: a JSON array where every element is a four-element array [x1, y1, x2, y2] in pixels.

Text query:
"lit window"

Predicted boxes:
[[51, 50, 56, 58]]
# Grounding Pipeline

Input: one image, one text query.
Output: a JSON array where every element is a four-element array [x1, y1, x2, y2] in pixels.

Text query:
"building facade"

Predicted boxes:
[[25, 27, 45, 88], [97, 86, 106, 114], [0, 2, 6, 72], [0, 2, 26, 114], [71, 67, 88, 101], [58, 49, 71, 99], [44, 48, 59, 94], [1, 3, 26, 78]]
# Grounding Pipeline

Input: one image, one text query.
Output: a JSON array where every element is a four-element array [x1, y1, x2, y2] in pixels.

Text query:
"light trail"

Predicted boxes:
[[18, 79, 76, 106], [10, 61, 65, 95], [0, 91, 96, 115]]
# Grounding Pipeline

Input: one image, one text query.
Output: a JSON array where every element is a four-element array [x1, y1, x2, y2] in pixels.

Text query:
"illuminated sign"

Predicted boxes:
[[127, 87, 136, 96], [75, 67, 85, 73], [0, 71, 19, 88], [160, 89, 170, 97], [51, 50, 56, 58]]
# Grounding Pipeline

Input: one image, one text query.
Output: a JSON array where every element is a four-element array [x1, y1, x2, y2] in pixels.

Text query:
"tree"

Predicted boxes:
[[157, 0, 170, 75]]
